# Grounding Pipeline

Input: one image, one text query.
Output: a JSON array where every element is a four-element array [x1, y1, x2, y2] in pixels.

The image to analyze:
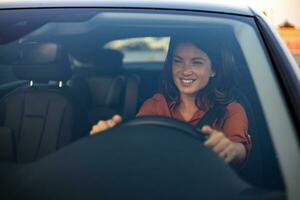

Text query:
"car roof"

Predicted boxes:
[[0, 0, 254, 16]]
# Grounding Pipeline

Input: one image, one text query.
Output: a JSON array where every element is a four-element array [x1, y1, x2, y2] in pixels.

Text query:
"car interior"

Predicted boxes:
[[0, 9, 286, 195]]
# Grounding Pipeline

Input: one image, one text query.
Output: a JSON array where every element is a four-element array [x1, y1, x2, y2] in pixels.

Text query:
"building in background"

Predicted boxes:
[[246, 0, 300, 66], [277, 21, 300, 65]]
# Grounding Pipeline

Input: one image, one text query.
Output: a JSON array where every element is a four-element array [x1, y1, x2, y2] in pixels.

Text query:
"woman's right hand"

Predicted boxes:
[[90, 114, 122, 135]]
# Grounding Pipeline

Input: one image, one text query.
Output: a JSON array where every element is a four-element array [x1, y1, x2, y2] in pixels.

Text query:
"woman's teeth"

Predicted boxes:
[[181, 79, 194, 84]]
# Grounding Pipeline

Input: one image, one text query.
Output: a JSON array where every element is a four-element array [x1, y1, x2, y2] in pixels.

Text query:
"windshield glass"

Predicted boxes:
[[0, 8, 289, 194]]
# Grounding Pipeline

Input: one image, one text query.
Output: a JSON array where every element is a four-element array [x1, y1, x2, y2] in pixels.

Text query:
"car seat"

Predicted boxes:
[[70, 49, 139, 127], [0, 42, 87, 163]]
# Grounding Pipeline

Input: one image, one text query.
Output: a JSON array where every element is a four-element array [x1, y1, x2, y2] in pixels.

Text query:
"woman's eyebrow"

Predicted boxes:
[[173, 55, 183, 59], [173, 55, 206, 61], [192, 57, 206, 61]]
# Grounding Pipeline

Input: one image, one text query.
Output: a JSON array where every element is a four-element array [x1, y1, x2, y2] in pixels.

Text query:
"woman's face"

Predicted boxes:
[[172, 42, 214, 97]]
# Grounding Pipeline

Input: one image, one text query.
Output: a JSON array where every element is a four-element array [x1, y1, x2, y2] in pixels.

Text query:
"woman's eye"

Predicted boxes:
[[173, 59, 182, 64], [192, 61, 203, 65]]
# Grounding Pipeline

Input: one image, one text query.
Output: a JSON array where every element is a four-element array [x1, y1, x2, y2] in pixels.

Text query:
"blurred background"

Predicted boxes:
[[246, 0, 300, 65]]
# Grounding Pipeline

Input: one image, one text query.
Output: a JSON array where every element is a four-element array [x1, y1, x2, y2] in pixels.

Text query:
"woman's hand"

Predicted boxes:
[[201, 125, 246, 166], [90, 114, 122, 135]]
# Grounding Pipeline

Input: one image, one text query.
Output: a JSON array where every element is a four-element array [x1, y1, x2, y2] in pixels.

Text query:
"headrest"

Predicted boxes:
[[93, 49, 124, 74], [13, 43, 71, 81]]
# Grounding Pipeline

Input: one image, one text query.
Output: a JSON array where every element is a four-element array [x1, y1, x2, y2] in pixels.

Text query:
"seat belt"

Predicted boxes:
[[195, 105, 226, 132]]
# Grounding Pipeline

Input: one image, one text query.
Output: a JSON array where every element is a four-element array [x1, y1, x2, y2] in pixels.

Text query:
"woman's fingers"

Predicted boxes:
[[90, 120, 108, 135], [202, 126, 223, 148], [90, 114, 122, 135], [107, 119, 115, 128], [112, 114, 122, 124], [107, 114, 123, 127], [212, 138, 231, 154], [201, 125, 214, 134], [219, 145, 236, 163], [201, 125, 236, 163]]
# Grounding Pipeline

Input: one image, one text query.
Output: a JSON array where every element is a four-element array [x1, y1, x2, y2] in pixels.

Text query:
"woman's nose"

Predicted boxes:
[[183, 69, 193, 75], [182, 62, 193, 75]]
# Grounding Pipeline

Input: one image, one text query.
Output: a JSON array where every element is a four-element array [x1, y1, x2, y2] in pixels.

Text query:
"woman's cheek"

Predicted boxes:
[[172, 70, 180, 85]]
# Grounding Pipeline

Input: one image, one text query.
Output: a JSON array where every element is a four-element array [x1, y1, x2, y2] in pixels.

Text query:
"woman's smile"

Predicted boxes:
[[179, 77, 197, 86]]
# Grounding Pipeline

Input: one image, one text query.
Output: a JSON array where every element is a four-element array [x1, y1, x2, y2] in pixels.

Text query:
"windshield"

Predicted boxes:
[[0, 8, 292, 196]]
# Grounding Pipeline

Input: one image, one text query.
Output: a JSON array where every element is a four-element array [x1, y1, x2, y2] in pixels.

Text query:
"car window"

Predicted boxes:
[[105, 37, 170, 69], [1, 8, 298, 194]]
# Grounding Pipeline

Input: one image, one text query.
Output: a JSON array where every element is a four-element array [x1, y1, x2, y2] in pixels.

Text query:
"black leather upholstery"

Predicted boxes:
[[0, 43, 86, 163], [0, 86, 74, 162], [71, 49, 132, 126]]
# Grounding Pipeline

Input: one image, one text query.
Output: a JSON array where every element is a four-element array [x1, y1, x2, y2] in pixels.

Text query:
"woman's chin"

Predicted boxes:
[[179, 88, 198, 97]]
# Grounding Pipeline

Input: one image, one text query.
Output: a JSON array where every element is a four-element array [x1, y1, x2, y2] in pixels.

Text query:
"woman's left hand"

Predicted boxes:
[[201, 125, 243, 164]]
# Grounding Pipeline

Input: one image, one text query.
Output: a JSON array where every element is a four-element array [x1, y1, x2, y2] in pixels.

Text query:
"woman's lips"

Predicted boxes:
[[179, 78, 196, 86]]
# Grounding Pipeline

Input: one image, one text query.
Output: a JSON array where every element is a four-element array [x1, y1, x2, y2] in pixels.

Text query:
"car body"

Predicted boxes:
[[0, 0, 299, 199]]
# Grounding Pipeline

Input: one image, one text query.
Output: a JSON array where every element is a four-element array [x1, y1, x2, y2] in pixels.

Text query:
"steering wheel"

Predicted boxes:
[[2, 115, 255, 200], [121, 115, 207, 142]]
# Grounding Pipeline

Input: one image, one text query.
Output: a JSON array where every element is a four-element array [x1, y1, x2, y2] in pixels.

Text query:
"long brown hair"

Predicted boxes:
[[160, 36, 236, 114]]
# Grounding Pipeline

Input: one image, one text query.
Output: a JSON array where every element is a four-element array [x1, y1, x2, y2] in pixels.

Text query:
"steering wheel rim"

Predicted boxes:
[[121, 115, 207, 142]]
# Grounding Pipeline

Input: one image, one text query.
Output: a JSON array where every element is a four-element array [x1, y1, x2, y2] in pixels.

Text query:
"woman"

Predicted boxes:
[[90, 37, 251, 167]]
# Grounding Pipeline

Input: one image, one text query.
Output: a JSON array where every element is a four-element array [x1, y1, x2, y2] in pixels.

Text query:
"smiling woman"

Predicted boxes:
[[91, 36, 251, 167]]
